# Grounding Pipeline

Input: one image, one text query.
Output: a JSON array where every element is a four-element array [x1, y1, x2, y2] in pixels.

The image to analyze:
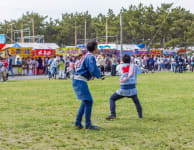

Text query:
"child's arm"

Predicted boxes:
[[116, 64, 121, 75], [136, 65, 143, 74]]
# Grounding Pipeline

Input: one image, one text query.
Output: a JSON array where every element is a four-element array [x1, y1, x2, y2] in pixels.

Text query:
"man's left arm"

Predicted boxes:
[[87, 56, 101, 79]]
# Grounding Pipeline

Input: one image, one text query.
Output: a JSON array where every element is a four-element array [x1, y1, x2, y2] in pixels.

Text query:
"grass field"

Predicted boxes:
[[0, 72, 194, 150]]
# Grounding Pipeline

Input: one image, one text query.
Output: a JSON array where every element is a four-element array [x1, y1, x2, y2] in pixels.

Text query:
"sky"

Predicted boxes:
[[0, 0, 193, 22]]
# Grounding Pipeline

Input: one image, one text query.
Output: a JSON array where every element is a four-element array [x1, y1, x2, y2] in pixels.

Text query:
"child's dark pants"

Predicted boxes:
[[110, 92, 142, 118]]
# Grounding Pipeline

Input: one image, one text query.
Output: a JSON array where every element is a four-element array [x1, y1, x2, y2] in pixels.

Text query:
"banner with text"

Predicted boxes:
[[4, 48, 32, 57], [149, 49, 162, 55], [34, 49, 55, 57], [56, 48, 81, 55]]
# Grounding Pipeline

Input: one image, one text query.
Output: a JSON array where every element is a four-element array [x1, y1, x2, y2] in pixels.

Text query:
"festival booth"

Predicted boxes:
[[98, 44, 117, 56], [118, 44, 146, 57], [4, 42, 60, 75], [1, 47, 33, 75], [98, 44, 143, 57]]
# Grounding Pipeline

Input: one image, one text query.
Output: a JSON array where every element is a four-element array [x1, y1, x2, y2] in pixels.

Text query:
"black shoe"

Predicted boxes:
[[106, 115, 116, 120], [85, 125, 99, 130], [74, 124, 83, 129], [101, 76, 105, 80], [138, 113, 143, 119]]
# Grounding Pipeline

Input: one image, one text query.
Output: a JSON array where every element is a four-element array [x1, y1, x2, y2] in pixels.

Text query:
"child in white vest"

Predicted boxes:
[[106, 54, 143, 120]]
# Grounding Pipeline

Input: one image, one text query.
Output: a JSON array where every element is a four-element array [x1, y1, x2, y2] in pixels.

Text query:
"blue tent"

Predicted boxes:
[[12, 43, 22, 48], [137, 43, 145, 49]]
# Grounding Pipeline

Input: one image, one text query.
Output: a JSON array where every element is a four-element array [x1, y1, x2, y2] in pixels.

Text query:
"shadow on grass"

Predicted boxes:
[[5, 80, 18, 83], [143, 116, 179, 123]]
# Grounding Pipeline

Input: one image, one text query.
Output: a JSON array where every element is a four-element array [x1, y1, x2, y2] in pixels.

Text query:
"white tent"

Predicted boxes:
[[98, 44, 141, 51], [13, 42, 59, 49]]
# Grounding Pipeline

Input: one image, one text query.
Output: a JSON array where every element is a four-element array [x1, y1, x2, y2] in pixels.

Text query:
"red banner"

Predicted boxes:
[[0, 44, 6, 52], [149, 49, 162, 55], [33, 49, 55, 57]]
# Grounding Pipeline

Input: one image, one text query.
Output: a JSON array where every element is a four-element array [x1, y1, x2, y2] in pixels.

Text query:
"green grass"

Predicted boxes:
[[0, 72, 194, 150]]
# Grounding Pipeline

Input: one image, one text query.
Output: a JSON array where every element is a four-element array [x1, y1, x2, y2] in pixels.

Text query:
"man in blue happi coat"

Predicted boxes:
[[106, 54, 143, 120], [72, 39, 101, 130]]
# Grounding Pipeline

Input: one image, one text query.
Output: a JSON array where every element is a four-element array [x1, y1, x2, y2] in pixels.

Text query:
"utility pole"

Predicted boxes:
[[10, 24, 13, 44], [84, 17, 87, 45], [106, 17, 108, 44], [120, 11, 123, 62], [32, 18, 35, 43], [75, 21, 77, 46], [21, 23, 24, 43]]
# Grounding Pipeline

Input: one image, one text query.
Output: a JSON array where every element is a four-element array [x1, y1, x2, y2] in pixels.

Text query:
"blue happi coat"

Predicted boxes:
[[72, 53, 101, 101], [116, 63, 142, 96], [50, 59, 58, 75]]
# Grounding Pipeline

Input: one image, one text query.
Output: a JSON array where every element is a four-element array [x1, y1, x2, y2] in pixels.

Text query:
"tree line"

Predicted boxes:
[[0, 3, 193, 48]]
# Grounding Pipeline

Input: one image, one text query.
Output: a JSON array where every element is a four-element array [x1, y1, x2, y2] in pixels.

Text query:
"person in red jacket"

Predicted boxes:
[[0, 57, 8, 81]]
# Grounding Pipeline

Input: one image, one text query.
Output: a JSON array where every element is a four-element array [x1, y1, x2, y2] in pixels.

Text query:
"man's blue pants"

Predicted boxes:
[[75, 100, 93, 127]]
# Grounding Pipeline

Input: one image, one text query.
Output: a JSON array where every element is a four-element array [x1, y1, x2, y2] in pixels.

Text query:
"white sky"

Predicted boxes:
[[0, 0, 193, 22]]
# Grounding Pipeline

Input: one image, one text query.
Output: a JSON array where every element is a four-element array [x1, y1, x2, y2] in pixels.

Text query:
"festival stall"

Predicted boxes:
[[98, 44, 142, 57], [1, 47, 33, 75], [97, 44, 117, 56], [2, 42, 60, 75]]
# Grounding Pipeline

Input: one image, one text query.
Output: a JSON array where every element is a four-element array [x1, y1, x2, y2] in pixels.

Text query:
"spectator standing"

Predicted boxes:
[[175, 54, 179, 73], [171, 56, 176, 72], [1, 58, 8, 81], [59, 56, 65, 79], [150, 56, 155, 72], [31, 58, 38, 75], [191, 54, 194, 72], [16, 58, 22, 75], [38, 57, 43, 74], [7, 55, 14, 79], [178, 55, 184, 73], [44, 57, 49, 75], [21, 58, 26, 76], [50, 56, 58, 79], [111, 55, 117, 76]]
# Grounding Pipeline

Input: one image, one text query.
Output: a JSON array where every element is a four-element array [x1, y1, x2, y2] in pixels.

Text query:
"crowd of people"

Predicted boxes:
[[96, 53, 194, 74], [133, 54, 194, 73], [0, 53, 194, 82]]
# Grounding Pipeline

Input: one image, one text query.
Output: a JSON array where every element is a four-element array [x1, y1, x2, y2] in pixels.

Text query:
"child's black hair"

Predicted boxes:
[[87, 39, 98, 52], [122, 54, 131, 63]]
